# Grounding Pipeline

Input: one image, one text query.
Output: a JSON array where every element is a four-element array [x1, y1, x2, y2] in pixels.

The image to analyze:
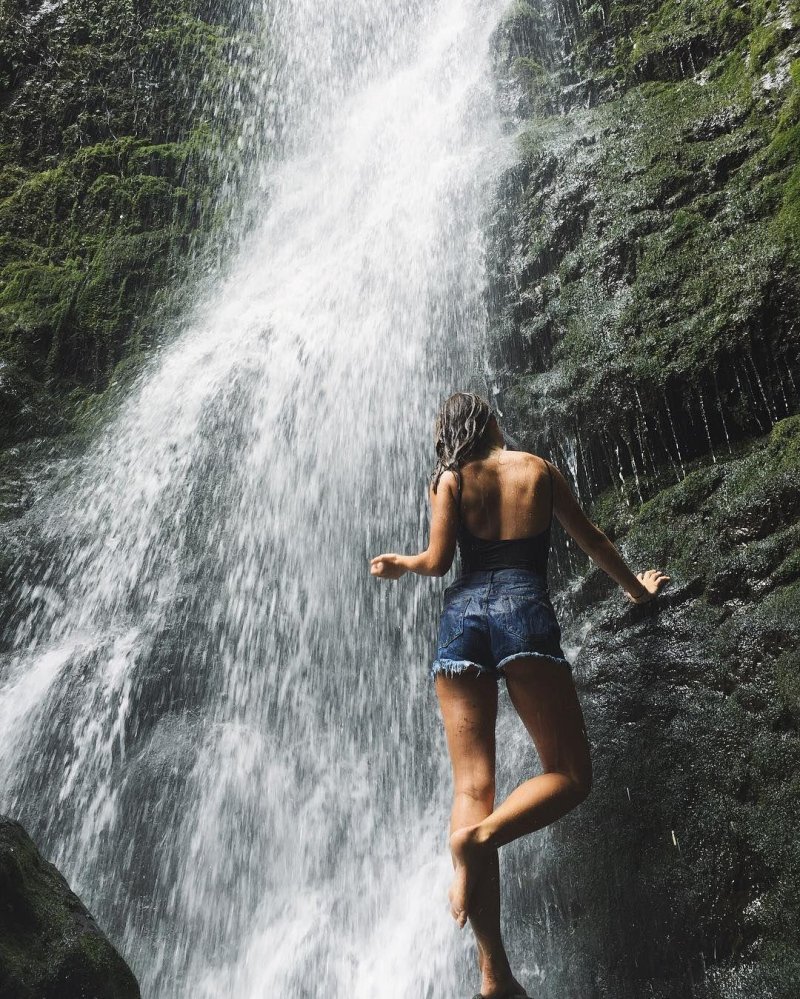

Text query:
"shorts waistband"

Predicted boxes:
[[449, 567, 550, 593]]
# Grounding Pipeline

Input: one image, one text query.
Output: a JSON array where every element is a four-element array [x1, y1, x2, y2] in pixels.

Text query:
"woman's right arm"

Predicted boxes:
[[548, 462, 669, 603]]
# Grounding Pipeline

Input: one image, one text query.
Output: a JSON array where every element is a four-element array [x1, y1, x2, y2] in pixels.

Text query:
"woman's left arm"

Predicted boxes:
[[370, 471, 459, 579]]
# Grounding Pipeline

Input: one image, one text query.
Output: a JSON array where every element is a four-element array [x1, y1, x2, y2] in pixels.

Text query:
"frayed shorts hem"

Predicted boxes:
[[429, 658, 484, 680], [429, 650, 571, 681], [496, 650, 571, 671]]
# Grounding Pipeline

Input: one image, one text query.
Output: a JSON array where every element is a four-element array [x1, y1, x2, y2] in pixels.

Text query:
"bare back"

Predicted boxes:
[[458, 451, 551, 542]]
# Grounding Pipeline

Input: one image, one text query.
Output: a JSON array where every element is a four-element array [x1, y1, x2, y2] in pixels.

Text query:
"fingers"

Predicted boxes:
[[634, 569, 671, 598], [370, 556, 388, 577], [370, 554, 401, 579]]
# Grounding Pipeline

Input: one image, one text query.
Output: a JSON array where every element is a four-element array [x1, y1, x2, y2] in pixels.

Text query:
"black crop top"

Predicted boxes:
[[455, 461, 553, 576]]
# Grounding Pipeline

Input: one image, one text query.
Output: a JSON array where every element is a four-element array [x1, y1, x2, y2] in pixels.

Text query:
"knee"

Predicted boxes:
[[552, 756, 591, 807], [571, 761, 592, 804]]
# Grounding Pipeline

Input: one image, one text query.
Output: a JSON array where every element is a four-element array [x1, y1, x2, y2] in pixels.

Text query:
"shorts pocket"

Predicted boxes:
[[497, 594, 556, 644], [438, 597, 471, 649]]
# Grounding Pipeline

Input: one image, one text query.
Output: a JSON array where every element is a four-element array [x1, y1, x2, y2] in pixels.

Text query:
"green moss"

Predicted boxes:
[[0, 0, 256, 449], [604, 0, 780, 82], [765, 414, 800, 464], [583, 421, 800, 622], [0, 260, 83, 349], [493, 0, 800, 464], [0, 133, 211, 389], [774, 649, 800, 718], [668, 207, 704, 244], [749, 579, 800, 630], [0, 819, 140, 996], [773, 160, 800, 255]]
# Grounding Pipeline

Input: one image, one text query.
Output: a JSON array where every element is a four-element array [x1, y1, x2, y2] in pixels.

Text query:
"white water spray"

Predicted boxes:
[[0, 1, 514, 995]]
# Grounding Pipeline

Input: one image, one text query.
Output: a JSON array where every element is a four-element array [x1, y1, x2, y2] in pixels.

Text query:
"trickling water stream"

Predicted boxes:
[[0, 1, 519, 995]]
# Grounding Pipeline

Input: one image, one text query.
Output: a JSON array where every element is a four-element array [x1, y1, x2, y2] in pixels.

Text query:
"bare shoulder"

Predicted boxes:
[[430, 468, 460, 503], [507, 450, 551, 476]]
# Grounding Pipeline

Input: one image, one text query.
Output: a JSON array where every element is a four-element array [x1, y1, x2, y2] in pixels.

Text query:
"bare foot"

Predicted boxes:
[[477, 984, 527, 998], [448, 824, 492, 928], [477, 974, 527, 998]]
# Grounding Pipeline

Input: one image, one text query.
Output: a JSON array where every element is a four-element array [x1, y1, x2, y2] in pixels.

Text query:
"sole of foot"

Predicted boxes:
[[449, 825, 492, 928]]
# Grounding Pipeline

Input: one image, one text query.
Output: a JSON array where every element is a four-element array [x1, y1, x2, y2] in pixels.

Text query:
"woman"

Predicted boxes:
[[370, 392, 668, 999]]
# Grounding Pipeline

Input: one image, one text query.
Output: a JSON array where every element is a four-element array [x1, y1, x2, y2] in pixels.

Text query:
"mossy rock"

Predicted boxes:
[[526, 420, 800, 994], [0, 0, 254, 450], [0, 817, 140, 998], [491, 0, 800, 503], [487, 7, 800, 989]]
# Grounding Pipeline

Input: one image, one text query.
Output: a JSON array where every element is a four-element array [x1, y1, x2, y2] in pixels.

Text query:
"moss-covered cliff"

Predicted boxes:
[[0, 0, 259, 454], [489, 2, 800, 995], [491, 0, 800, 486]]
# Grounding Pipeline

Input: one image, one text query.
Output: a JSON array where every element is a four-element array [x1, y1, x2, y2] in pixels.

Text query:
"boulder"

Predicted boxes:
[[0, 817, 140, 999]]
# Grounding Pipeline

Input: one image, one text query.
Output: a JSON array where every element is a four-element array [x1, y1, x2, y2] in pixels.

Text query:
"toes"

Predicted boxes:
[[448, 887, 466, 925], [450, 901, 465, 925]]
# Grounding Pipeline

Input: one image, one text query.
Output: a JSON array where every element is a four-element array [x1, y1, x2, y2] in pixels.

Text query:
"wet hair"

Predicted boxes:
[[431, 392, 495, 492]]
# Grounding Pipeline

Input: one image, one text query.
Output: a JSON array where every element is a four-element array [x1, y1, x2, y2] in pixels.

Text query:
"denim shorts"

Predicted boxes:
[[431, 568, 570, 681]]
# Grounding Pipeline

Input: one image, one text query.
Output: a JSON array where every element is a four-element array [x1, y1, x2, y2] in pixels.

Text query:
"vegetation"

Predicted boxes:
[[0, 0, 258, 447], [490, 0, 800, 487]]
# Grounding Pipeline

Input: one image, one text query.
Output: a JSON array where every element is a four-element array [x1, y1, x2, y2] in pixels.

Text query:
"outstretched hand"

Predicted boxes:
[[370, 554, 408, 580], [628, 568, 670, 603]]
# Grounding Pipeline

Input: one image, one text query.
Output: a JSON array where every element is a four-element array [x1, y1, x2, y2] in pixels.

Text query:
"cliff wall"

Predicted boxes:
[[488, 3, 800, 994]]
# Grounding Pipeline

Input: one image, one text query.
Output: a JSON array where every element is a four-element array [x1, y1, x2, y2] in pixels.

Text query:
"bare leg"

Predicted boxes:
[[449, 657, 591, 927], [435, 670, 525, 998]]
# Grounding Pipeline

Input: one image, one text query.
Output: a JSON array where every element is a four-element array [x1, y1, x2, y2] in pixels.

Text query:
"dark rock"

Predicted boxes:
[[0, 817, 140, 998], [491, 4, 800, 499], [488, 0, 800, 991]]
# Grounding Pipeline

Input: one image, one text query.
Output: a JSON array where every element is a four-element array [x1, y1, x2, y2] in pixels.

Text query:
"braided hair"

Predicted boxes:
[[431, 392, 495, 492]]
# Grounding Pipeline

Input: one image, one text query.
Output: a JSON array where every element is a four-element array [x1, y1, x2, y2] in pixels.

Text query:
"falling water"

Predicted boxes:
[[0, 0, 515, 996]]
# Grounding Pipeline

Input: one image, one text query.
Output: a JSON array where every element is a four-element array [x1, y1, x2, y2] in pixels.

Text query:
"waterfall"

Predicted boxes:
[[0, 0, 516, 995]]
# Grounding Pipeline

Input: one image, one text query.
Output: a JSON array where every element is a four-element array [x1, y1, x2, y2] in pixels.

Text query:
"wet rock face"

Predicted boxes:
[[489, 1, 800, 995], [0, 0, 257, 452], [489, 0, 800, 495], [545, 418, 800, 996], [0, 817, 140, 999]]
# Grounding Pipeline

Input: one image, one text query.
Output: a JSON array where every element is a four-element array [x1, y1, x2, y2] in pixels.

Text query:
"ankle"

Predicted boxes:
[[481, 970, 516, 996], [479, 950, 512, 980]]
